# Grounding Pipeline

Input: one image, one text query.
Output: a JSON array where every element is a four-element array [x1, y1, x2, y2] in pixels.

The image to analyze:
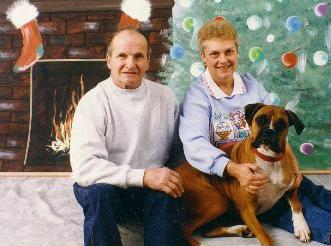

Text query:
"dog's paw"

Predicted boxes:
[[204, 225, 254, 238], [240, 225, 255, 238], [292, 212, 311, 243]]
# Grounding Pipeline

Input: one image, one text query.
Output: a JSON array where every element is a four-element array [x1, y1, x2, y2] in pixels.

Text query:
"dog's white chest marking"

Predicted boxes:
[[255, 157, 292, 214]]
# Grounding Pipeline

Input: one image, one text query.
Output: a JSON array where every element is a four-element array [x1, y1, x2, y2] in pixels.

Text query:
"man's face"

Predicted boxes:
[[107, 31, 150, 89]]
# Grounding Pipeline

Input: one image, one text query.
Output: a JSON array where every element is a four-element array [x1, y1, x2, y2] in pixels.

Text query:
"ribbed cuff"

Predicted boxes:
[[126, 168, 145, 187]]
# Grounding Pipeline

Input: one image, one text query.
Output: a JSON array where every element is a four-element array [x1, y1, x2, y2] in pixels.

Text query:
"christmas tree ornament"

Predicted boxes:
[[282, 51, 297, 68], [6, 0, 44, 73], [248, 47, 265, 62], [268, 92, 281, 105], [190, 62, 204, 77], [178, 0, 195, 8], [300, 143, 314, 155], [313, 50, 328, 66], [213, 16, 225, 21], [118, 0, 151, 29], [246, 15, 262, 30], [314, 3, 328, 17], [266, 34, 275, 42], [182, 17, 194, 32], [286, 16, 303, 32], [170, 44, 185, 60]]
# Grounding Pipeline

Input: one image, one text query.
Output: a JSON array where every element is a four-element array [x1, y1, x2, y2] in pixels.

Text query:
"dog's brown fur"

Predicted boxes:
[[176, 104, 309, 246]]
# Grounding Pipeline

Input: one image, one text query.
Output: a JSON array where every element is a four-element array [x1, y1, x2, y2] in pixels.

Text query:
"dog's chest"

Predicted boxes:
[[255, 158, 293, 214]]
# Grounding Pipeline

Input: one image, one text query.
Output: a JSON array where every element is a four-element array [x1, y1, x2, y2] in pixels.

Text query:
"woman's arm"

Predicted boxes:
[[179, 83, 230, 177]]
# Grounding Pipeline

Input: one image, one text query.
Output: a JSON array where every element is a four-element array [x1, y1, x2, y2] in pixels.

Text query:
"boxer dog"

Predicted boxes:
[[176, 103, 310, 246]]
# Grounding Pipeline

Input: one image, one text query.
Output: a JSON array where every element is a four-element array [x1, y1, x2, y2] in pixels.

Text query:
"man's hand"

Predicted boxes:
[[226, 161, 269, 194], [143, 167, 184, 198]]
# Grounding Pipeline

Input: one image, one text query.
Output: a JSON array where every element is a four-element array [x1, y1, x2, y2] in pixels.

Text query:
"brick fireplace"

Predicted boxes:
[[0, 0, 174, 172]]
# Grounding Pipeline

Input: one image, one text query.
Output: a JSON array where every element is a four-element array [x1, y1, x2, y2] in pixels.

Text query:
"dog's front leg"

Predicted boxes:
[[286, 188, 311, 242], [239, 206, 274, 246]]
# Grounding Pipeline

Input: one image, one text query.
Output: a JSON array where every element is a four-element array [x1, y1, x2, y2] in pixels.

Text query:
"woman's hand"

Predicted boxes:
[[226, 161, 269, 194]]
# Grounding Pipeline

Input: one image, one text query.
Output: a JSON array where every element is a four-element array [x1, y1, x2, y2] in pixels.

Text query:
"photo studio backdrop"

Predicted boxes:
[[162, 0, 330, 170], [0, 0, 330, 172]]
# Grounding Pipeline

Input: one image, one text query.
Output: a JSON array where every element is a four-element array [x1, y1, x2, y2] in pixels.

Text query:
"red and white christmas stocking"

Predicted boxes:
[[118, 0, 151, 29], [6, 0, 44, 73]]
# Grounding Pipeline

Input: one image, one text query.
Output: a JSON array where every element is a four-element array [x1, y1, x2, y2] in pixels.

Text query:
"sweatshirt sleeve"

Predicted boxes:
[[179, 83, 230, 177], [70, 91, 145, 188]]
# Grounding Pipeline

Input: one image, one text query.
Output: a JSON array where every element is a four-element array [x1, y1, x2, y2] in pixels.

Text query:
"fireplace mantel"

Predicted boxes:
[[0, 0, 174, 14]]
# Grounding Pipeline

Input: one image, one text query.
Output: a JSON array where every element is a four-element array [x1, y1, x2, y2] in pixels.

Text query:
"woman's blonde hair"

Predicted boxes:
[[198, 18, 238, 52]]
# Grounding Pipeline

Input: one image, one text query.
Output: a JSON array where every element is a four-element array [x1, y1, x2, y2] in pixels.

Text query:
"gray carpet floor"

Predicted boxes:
[[0, 174, 329, 246]]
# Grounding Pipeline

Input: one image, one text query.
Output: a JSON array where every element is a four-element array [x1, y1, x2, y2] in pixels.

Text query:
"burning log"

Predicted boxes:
[[47, 74, 84, 154]]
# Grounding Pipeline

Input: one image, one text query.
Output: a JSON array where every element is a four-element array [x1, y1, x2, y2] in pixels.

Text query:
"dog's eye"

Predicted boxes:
[[274, 119, 287, 132], [255, 115, 270, 126]]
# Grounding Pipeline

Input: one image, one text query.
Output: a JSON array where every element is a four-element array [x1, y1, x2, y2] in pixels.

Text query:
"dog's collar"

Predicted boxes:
[[254, 149, 284, 162]]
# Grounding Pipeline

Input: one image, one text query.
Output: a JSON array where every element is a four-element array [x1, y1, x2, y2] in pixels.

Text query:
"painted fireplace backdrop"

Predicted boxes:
[[0, 0, 173, 172], [26, 60, 109, 167]]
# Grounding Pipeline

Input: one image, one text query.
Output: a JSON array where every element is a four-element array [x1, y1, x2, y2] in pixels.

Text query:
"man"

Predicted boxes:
[[70, 27, 184, 246]]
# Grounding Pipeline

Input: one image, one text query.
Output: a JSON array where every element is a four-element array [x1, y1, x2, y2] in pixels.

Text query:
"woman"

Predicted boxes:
[[179, 18, 331, 244]]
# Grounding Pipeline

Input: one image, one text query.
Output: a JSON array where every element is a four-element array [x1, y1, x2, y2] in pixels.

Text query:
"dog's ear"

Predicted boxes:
[[285, 110, 305, 135], [244, 103, 265, 126]]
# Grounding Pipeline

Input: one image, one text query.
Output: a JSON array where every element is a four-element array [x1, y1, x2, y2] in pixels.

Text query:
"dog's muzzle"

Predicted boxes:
[[252, 128, 282, 154]]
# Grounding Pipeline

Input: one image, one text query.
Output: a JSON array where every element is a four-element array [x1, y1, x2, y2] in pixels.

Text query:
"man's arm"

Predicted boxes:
[[70, 94, 144, 188], [143, 88, 183, 198]]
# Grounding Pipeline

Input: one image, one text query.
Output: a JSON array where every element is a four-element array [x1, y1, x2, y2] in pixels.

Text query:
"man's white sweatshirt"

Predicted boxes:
[[70, 76, 179, 188]]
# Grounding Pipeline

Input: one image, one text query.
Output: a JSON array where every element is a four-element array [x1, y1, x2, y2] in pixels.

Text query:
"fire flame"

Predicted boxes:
[[47, 74, 84, 153]]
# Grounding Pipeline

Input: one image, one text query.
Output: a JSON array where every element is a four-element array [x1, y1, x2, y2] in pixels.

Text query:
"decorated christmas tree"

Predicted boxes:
[[160, 0, 330, 169]]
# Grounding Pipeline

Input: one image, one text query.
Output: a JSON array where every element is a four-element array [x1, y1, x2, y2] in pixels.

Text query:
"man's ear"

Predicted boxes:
[[244, 103, 265, 126], [286, 110, 305, 135], [106, 54, 111, 70], [147, 52, 151, 68]]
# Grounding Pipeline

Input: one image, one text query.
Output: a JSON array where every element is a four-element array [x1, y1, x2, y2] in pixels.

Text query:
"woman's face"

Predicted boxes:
[[201, 38, 238, 85]]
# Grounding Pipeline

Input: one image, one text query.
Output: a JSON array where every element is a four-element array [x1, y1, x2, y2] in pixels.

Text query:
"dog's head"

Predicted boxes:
[[244, 103, 305, 156]]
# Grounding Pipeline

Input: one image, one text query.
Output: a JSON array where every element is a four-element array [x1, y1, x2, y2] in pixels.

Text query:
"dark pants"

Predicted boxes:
[[259, 176, 331, 245], [73, 183, 184, 246], [215, 176, 331, 245]]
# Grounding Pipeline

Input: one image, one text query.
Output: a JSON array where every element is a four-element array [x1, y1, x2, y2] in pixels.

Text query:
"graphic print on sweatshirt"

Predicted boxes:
[[211, 109, 250, 148]]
